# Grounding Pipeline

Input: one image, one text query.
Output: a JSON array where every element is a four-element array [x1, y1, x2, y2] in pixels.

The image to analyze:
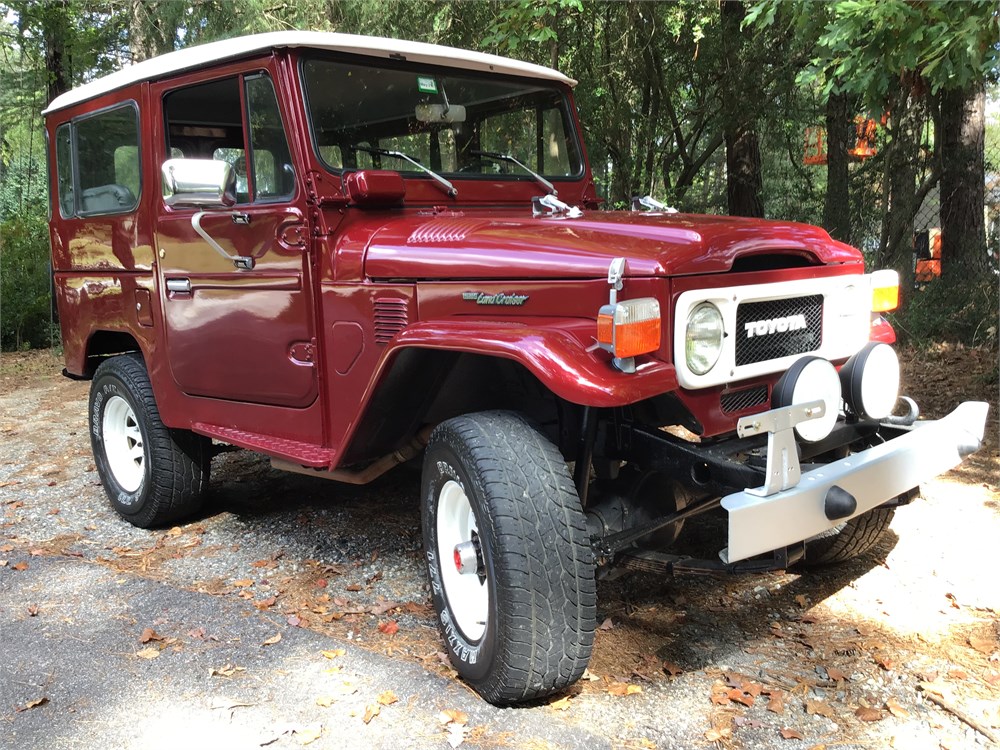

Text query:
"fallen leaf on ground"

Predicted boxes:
[[607, 682, 642, 697], [315, 696, 335, 708], [885, 697, 909, 719], [376, 690, 398, 706], [795, 594, 809, 608], [136, 647, 160, 660], [139, 628, 161, 643], [0, 544, 13, 552], [210, 664, 246, 678], [27, 604, 39, 617], [12, 562, 28, 571], [727, 688, 755, 707], [969, 637, 995, 655], [232, 579, 253, 588], [293, 724, 323, 745], [855, 707, 884, 722], [766, 689, 786, 714], [377, 620, 399, 636], [16, 697, 48, 713], [346, 583, 362, 592], [362, 704, 380, 724], [0, 560, 7, 567], [321, 649, 345, 660], [662, 661, 683, 677], [826, 666, 848, 681], [286, 615, 302, 627], [876, 655, 894, 670], [805, 699, 835, 718], [549, 696, 572, 711], [438, 709, 469, 726], [598, 617, 614, 630], [581, 668, 601, 681], [255, 597, 277, 610], [705, 726, 732, 741], [261, 633, 282, 647], [779, 727, 804, 740]]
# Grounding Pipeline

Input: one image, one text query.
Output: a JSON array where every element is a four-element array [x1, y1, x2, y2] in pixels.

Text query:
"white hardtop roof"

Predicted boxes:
[[43, 30, 577, 115]]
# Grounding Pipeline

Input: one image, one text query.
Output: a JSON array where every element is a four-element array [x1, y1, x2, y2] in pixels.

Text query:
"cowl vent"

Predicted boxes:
[[374, 297, 409, 344]]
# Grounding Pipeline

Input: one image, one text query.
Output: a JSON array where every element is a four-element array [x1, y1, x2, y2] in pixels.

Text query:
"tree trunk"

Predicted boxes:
[[41, 2, 72, 105], [939, 82, 986, 277], [721, 0, 764, 217], [824, 92, 852, 242]]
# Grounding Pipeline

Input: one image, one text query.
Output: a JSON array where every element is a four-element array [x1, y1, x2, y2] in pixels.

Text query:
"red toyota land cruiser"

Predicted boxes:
[[45, 31, 988, 705]]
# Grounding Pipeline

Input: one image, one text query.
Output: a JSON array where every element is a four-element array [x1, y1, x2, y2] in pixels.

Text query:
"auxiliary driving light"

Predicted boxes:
[[839, 342, 900, 421], [597, 297, 662, 360], [772, 356, 841, 442]]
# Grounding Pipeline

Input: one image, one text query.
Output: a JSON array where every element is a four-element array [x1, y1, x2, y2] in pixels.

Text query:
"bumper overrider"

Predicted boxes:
[[721, 400, 990, 562]]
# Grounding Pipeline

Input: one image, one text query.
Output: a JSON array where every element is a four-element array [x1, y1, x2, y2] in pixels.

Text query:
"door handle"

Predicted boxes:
[[232, 212, 251, 225], [166, 278, 192, 293]]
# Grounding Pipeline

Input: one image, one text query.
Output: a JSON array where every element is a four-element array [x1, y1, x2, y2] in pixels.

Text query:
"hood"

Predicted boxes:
[[362, 210, 861, 280]]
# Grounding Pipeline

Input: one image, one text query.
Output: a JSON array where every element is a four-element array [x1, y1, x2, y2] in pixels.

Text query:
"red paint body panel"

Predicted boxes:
[[45, 39, 898, 469], [364, 211, 859, 281]]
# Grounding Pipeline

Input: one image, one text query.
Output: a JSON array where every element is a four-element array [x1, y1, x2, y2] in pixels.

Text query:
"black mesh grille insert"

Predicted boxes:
[[721, 385, 769, 413], [735, 295, 823, 366]]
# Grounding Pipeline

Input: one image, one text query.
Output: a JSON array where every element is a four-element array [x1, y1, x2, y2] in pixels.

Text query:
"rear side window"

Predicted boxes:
[[55, 103, 141, 217], [55, 123, 74, 218]]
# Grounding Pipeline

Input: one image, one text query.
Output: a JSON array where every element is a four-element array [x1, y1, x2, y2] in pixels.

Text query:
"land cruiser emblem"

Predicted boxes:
[[462, 291, 529, 306], [744, 314, 808, 338]]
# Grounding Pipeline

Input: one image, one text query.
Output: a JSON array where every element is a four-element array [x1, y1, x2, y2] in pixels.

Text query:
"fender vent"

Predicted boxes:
[[374, 297, 409, 345], [721, 385, 769, 414]]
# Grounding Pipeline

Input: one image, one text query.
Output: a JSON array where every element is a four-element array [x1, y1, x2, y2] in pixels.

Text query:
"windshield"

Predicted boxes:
[[301, 57, 583, 181]]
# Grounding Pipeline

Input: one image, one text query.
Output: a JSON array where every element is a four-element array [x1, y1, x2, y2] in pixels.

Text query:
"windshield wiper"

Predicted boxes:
[[350, 145, 456, 197], [470, 150, 556, 196]]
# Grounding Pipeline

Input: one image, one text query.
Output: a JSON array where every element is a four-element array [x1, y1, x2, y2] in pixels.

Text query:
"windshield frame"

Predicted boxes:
[[297, 51, 586, 186]]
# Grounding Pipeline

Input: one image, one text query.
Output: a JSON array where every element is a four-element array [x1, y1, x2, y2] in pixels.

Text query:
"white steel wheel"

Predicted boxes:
[[102, 395, 145, 493], [435, 479, 489, 642], [89, 353, 210, 528]]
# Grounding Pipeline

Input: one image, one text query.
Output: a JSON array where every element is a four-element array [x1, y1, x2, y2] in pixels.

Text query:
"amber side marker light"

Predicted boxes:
[[870, 269, 900, 313], [597, 297, 662, 361]]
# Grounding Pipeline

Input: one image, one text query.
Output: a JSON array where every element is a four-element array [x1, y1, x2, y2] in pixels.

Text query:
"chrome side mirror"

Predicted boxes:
[[162, 158, 237, 208]]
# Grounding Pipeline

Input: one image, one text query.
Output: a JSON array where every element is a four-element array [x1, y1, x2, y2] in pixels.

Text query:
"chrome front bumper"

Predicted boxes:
[[721, 401, 990, 562]]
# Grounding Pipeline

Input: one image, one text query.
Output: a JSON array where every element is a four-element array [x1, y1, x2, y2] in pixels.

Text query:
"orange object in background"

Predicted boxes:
[[802, 117, 879, 165], [914, 229, 942, 283]]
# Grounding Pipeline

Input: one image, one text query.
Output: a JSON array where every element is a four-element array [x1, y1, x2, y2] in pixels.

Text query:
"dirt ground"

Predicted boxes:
[[1, 345, 998, 749]]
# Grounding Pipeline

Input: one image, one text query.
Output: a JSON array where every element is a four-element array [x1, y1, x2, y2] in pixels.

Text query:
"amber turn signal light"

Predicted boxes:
[[870, 269, 899, 313], [597, 297, 662, 360]]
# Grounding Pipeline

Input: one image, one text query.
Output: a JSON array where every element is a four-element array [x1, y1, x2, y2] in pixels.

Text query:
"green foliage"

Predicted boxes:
[[890, 275, 999, 349], [0, 213, 51, 350], [747, 0, 1000, 108]]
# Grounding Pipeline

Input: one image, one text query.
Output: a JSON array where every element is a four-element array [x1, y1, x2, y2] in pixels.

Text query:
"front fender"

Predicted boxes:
[[388, 318, 678, 407]]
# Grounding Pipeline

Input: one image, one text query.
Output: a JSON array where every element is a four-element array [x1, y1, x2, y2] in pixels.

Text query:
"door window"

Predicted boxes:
[[164, 71, 294, 205]]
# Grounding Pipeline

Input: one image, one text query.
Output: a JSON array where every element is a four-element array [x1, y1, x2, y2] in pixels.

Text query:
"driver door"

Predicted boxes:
[[153, 66, 317, 409]]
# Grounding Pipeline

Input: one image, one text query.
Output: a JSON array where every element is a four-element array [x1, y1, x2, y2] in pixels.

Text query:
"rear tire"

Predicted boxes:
[[89, 353, 210, 528], [421, 410, 596, 705], [803, 507, 895, 565]]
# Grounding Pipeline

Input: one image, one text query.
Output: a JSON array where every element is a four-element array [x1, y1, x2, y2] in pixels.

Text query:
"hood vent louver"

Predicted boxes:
[[373, 297, 410, 345]]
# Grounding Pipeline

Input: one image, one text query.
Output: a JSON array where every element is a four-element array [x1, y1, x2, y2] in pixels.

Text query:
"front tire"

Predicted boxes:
[[89, 353, 210, 528], [421, 411, 596, 705], [803, 506, 895, 565]]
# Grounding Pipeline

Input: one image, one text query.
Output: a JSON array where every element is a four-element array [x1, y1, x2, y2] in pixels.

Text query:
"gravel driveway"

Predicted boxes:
[[2, 351, 998, 749]]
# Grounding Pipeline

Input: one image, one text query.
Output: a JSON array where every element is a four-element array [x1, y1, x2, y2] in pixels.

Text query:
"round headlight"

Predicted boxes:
[[840, 342, 900, 420], [772, 356, 842, 442], [685, 302, 724, 375]]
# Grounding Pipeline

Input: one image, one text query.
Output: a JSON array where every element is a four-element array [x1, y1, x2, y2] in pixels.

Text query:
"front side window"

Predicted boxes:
[[164, 71, 294, 205], [301, 58, 582, 181]]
